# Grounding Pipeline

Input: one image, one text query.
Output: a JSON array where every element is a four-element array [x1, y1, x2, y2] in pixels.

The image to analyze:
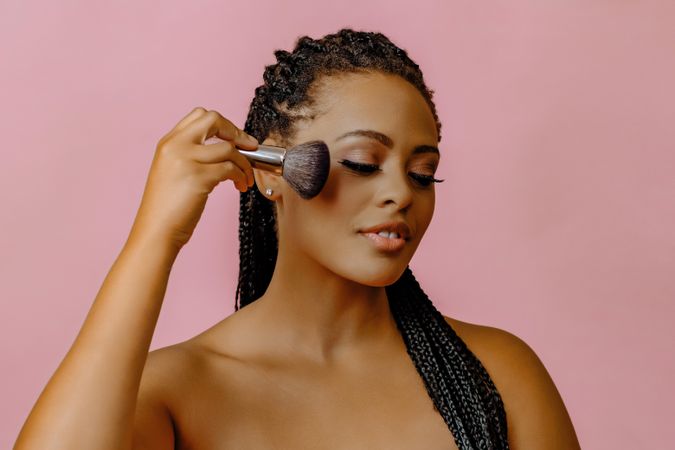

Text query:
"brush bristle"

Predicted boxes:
[[282, 140, 330, 199]]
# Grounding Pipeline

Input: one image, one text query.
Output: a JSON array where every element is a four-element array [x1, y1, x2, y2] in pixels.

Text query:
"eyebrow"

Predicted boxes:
[[334, 129, 440, 156]]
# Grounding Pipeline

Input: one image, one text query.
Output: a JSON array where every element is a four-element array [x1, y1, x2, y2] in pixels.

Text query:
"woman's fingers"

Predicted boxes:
[[193, 139, 255, 187], [133, 108, 259, 249], [171, 106, 207, 133], [201, 160, 251, 192], [177, 109, 258, 150]]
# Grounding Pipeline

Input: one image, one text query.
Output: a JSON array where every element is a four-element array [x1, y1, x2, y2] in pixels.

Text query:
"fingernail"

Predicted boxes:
[[247, 134, 258, 143]]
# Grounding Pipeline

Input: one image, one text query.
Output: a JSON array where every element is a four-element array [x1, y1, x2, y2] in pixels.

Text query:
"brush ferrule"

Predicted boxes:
[[237, 144, 286, 175]]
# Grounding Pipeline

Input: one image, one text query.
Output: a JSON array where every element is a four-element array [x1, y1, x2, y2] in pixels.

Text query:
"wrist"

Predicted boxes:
[[125, 226, 183, 261]]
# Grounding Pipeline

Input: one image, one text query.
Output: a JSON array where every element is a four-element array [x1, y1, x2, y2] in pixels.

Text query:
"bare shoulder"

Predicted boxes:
[[442, 316, 581, 449], [132, 343, 204, 449], [140, 340, 214, 407], [143, 342, 203, 388]]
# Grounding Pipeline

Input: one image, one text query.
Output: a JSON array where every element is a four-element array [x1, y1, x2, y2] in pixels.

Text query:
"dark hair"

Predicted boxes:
[[235, 28, 509, 449]]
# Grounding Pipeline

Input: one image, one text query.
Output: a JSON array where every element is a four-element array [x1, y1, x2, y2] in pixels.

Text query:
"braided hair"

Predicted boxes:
[[235, 28, 509, 449]]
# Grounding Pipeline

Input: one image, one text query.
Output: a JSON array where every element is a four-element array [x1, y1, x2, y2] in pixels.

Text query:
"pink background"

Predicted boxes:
[[2, 1, 674, 448]]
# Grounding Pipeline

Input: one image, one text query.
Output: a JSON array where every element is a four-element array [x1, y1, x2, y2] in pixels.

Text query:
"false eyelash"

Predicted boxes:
[[410, 173, 446, 187], [338, 159, 445, 187], [338, 159, 380, 173]]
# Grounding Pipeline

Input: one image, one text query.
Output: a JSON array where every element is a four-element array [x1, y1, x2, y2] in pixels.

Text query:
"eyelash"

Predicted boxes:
[[338, 159, 445, 187]]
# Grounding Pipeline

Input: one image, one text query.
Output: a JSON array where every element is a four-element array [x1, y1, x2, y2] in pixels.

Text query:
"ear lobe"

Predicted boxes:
[[253, 167, 282, 199]]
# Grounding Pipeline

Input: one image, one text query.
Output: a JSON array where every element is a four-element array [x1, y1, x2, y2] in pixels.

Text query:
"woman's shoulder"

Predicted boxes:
[[442, 315, 580, 449], [442, 315, 548, 392], [139, 342, 206, 405], [132, 343, 203, 449], [143, 333, 226, 388], [443, 315, 520, 344], [442, 314, 557, 401], [442, 315, 540, 394], [442, 315, 536, 366]]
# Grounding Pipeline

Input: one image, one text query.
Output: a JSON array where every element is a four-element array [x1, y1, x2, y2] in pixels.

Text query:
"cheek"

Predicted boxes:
[[418, 192, 435, 232], [307, 171, 370, 226], [283, 181, 369, 259], [281, 192, 357, 248], [424, 191, 436, 225], [406, 196, 436, 245]]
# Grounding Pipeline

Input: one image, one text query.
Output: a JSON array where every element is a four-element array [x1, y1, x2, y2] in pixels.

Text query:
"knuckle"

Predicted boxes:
[[191, 163, 209, 181], [156, 140, 172, 154], [225, 162, 244, 180], [222, 160, 237, 173], [243, 162, 254, 176], [158, 138, 180, 154], [156, 135, 168, 149], [228, 149, 244, 163], [220, 140, 235, 152], [157, 130, 178, 147]]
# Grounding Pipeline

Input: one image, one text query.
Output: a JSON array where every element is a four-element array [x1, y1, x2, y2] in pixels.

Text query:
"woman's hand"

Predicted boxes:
[[131, 107, 258, 250]]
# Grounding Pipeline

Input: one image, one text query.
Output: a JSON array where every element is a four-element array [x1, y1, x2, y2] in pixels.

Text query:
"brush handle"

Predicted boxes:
[[203, 136, 286, 175], [237, 144, 286, 175]]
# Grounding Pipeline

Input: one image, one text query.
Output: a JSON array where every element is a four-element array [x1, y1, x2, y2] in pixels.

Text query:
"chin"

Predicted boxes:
[[341, 262, 409, 287]]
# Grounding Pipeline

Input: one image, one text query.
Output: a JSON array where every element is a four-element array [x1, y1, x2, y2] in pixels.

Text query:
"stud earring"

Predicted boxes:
[[265, 188, 273, 196]]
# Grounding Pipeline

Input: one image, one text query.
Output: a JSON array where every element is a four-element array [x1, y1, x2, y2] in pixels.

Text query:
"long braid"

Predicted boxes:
[[234, 82, 279, 309], [387, 268, 509, 449], [234, 28, 509, 449]]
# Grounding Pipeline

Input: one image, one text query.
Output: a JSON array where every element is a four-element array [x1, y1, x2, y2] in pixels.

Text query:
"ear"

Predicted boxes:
[[253, 136, 283, 200]]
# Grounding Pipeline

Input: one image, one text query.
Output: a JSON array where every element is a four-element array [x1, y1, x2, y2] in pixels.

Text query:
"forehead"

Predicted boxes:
[[295, 71, 438, 144]]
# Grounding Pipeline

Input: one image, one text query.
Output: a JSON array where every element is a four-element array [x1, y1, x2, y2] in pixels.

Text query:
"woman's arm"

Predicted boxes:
[[13, 108, 258, 450], [13, 231, 179, 450]]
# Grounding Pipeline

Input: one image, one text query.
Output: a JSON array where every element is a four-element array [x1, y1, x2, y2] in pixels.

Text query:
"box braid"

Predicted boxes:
[[234, 28, 509, 449]]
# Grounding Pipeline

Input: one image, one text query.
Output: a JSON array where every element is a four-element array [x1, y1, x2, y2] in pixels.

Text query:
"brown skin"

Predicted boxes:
[[15, 73, 580, 449], [13, 108, 259, 450], [138, 73, 579, 448]]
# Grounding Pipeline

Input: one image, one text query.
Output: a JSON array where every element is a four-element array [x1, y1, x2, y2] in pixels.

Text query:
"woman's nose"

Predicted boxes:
[[377, 168, 414, 210]]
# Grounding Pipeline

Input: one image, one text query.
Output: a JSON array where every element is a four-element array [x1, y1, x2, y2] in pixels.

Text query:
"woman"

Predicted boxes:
[[15, 29, 580, 449]]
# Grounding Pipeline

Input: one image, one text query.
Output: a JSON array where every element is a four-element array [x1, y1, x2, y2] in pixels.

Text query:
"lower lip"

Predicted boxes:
[[358, 232, 407, 252]]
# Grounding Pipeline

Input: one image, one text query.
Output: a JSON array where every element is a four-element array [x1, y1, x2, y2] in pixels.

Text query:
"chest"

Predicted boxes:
[[170, 355, 459, 450]]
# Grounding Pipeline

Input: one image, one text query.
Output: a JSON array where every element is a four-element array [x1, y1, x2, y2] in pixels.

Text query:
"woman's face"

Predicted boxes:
[[265, 71, 441, 286]]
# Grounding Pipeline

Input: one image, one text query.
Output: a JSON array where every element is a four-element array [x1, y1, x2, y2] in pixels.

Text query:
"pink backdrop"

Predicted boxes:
[[2, 1, 674, 448]]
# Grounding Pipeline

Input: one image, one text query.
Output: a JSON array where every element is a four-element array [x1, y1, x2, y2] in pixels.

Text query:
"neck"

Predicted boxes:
[[250, 238, 401, 366]]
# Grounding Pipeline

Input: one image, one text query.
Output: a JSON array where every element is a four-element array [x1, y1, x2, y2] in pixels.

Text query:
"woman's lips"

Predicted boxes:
[[358, 232, 406, 252]]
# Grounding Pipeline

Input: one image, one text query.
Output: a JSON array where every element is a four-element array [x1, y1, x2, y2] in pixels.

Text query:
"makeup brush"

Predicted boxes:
[[203, 136, 331, 199]]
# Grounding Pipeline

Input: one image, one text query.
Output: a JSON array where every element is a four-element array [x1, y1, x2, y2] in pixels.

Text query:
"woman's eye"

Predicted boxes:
[[338, 159, 380, 173], [338, 159, 445, 187], [408, 173, 445, 187]]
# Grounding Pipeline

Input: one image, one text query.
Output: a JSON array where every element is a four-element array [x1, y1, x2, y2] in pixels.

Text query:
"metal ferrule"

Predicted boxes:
[[237, 144, 286, 175]]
